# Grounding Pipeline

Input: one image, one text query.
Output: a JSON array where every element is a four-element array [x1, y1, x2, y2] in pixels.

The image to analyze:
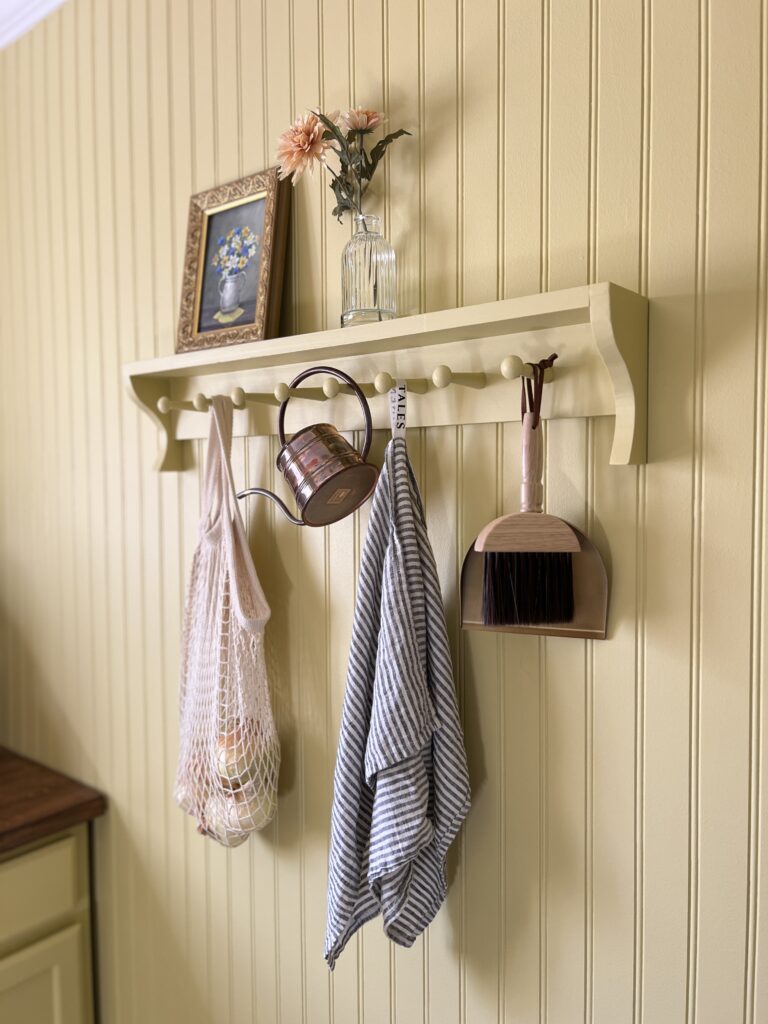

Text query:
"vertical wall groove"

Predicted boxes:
[[455, 0, 462, 309], [211, 0, 219, 181], [633, 2, 651, 1020], [538, 634, 548, 1024], [585, 2, 599, 1015], [538, 4, 551, 1020], [496, 0, 505, 301], [235, 0, 243, 176], [539, 0, 550, 292], [317, 0, 327, 328], [745, 1, 768, 1020], [456, 423, 466, 1024], [14, 37, 30, 753], [686, 0, 710, 1020], [587, 0, 598, 285], [0, 46, 7, 736], [416, 0, 425, 312], [29, 29, 45, 757], [634, 469, 647, 1024], [584, 421, 595, 1024], [1, 50, 14, 739], [496, 423, 506, 1024]]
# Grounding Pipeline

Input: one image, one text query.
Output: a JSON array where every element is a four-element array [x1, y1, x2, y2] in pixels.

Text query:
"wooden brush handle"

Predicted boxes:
[[520, 412, 544, 512]]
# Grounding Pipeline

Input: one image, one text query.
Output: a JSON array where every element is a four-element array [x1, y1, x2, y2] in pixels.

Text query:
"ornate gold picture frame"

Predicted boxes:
[[176, 168, 290, 352]]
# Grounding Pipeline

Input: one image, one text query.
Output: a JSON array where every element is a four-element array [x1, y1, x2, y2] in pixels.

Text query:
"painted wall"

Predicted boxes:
[[0, 0, 766, 1021]]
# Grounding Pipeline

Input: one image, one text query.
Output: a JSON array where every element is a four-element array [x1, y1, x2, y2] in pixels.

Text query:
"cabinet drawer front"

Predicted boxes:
[[0, 923, 85, 1024], [0, 838, 78, 945]]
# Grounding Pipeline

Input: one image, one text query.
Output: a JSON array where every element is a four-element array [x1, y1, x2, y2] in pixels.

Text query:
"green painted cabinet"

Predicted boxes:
[[0, 924, 86, 1023], [0, 827, 95, 1024]]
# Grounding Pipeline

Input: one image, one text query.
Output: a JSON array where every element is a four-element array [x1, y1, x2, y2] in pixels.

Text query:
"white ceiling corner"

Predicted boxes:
[[0, 0, 67, 52]]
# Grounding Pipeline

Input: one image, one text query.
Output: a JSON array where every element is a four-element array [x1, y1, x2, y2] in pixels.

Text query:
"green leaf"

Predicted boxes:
[[359, 144, 374, 181], [328, 176, 355, 222], [315, 111, 351, 162], [368, 128, 411, 177]]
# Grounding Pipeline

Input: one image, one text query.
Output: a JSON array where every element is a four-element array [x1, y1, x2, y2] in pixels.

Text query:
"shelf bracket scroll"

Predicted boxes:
[[127, 374, 185, 472], [589, 282, 648, 465]]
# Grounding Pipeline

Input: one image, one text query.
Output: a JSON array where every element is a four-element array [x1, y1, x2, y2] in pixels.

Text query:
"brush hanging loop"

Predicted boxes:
[[521, 353, 557, 429], [518, 354, 557, 514]]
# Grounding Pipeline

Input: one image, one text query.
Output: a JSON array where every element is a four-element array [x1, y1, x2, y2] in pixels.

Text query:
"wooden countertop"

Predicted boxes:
[[0, 747, 107, 853]]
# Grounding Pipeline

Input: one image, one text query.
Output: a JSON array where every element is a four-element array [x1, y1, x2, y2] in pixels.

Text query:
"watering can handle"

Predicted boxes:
[[277, 365, 373, 460], [235, 486, 306, 526]]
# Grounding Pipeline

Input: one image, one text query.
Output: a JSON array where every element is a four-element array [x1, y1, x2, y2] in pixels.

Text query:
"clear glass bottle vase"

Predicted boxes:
[[340, 214, 396, 327]]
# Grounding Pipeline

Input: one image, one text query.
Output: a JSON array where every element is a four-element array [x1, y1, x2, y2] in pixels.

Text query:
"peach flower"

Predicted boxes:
[[276, 111, 335, 183], [341, 108, 385, 132]]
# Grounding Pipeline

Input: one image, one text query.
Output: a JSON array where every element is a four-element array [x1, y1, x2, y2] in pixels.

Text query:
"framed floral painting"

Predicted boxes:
[[176, 167, 290, 352]]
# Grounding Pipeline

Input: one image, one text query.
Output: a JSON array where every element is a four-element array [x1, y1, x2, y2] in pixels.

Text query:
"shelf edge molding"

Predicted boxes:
[[123, 281, 649, 470]]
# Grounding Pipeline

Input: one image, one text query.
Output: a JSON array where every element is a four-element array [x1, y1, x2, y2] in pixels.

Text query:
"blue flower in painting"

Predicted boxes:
[[211, 225, 261, 277], [218, 236, 225, 245]]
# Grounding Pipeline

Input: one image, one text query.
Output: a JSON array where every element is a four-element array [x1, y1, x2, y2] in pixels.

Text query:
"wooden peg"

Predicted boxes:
[[373, 372, 429, 394], [193, 393, 211, 411], [231, 387, 279, 408], [500, 356, 555, 382], [274, 382, 327, 402], [323, 377, 376, 399], [432, 365, 487, 390], [157, 396, 196, 413], [500, 355, 525, 380]]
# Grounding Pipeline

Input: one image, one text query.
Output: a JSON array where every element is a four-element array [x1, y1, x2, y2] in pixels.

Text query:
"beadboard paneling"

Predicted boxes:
[[0, 1, 767, 1022]]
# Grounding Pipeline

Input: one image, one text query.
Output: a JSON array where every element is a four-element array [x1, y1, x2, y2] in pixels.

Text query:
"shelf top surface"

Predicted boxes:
[[125, 282, 633, 381]]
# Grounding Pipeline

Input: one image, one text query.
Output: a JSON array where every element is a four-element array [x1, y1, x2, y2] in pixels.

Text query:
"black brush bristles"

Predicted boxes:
[[482, 551, 575, 626]]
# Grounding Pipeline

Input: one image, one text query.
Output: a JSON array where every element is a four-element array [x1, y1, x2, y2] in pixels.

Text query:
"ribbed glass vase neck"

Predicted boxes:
[[353, 214, 381, 234]]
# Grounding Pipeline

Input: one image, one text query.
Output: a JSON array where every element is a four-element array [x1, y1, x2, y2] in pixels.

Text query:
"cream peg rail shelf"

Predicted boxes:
[[123, 282, 649, 470]]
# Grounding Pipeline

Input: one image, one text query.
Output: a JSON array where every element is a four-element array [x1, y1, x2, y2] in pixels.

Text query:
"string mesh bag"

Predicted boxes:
[[175, 396, 280, 847]]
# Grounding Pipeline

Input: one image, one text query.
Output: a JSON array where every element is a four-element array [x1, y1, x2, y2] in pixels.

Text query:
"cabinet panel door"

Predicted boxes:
[[0, 924, 86, 1024], [0, 837, 78, 945]]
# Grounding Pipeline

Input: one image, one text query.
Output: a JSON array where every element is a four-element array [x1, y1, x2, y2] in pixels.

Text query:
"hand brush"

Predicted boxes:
[[480, 355, 576, 626]]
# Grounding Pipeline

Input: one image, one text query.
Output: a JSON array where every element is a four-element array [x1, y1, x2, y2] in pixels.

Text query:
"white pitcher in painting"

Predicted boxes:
[[212, 225, 258, 318], [218, 271, 246, 315]]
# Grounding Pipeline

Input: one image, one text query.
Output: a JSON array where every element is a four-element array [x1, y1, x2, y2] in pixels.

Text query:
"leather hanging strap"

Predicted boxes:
[[521, 353, 558, 429]]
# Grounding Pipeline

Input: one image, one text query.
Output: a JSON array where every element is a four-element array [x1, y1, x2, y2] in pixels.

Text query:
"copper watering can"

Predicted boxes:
[[237, 366, 378, 527]]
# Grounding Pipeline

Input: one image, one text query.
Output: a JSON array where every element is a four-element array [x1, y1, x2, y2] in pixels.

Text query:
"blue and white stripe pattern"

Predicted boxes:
[[325, 435, 471, 968]]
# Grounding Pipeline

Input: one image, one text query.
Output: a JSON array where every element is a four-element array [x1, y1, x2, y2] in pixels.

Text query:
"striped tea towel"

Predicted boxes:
[[325, 386, 470, 968]]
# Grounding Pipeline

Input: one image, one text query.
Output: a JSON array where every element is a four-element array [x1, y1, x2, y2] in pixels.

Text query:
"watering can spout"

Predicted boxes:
[[235, 487, 306, 526]]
